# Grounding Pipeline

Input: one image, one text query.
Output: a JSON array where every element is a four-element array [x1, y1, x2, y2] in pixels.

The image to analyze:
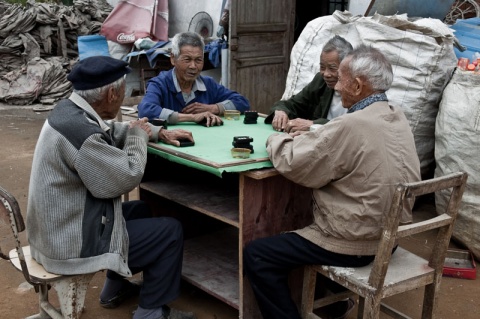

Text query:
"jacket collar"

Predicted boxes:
[[69, 92, 110, 132], [347, 93, 388, 114]]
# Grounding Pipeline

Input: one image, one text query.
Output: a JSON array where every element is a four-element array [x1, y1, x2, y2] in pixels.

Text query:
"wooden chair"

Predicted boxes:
[[0, 186, 96, 319], [301, 172, 468, 319]]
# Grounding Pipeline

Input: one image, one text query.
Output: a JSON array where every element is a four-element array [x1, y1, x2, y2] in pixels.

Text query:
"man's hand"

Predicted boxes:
[[129, 117, 152, 138], [284, 118, 313, 133], [159, 128, 194, 147], [182, 102, 220, 115], [271, 110, 289, 131], [193, 112, 223, 127]]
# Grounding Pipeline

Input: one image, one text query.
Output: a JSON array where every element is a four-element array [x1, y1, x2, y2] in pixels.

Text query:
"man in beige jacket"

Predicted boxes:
[[243, 45, 421, 319]]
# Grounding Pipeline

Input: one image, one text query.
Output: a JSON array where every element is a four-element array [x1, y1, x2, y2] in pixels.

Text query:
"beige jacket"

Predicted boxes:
[[267, 101, 421, 256]]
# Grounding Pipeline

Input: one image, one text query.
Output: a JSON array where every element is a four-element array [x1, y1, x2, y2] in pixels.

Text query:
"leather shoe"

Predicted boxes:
[[99, 280, 141, 309]]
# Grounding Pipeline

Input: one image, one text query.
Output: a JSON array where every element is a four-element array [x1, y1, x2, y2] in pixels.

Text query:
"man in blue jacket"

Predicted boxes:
[[138, 31, 250, 127]]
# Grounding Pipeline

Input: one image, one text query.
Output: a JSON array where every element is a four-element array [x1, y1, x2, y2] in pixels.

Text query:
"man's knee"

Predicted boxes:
[[149, 217, 183, 242], [165, 217, 183, 241]]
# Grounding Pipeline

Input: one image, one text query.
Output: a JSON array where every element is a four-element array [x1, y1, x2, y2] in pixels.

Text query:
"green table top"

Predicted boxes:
[[147, 115, 278, 177]]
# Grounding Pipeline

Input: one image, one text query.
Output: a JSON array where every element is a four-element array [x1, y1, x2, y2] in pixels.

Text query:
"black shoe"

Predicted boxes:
[[315, 298, 355, 319], [99, 280, 141, 309]]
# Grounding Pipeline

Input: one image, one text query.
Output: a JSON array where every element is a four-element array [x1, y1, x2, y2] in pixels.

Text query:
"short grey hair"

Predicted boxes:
[[171, 32, 205, 58], [346, 45, 393, 92], [74, 77, 125, 104], [322, 35, 353, 63]]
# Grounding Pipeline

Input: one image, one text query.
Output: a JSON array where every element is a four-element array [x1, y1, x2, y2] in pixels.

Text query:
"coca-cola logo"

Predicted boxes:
[[117, 33, 135, 43]]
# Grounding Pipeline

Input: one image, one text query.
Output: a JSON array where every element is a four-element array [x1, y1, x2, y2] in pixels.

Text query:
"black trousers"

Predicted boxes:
[[107, 200, 184, 309], [243, 232, 375, 319]]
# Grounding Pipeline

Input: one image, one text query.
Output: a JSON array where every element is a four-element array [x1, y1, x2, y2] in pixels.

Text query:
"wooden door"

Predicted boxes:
[[229, 0, 295, 115]]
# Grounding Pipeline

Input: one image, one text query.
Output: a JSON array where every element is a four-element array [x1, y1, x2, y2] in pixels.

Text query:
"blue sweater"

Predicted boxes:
[[138, 69, 250, 120]]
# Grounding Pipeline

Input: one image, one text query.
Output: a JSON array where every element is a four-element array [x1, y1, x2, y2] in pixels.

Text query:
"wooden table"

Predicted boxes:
[[139, 116, 313, 318]]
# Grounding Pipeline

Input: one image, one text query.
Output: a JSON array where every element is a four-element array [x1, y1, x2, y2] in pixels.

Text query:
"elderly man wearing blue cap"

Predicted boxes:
[[26, 56, 196, 319]]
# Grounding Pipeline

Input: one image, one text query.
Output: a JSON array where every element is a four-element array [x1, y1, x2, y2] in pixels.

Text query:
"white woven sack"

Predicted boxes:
[[283, 11, 457, 177], [435, 70, 480, 259]]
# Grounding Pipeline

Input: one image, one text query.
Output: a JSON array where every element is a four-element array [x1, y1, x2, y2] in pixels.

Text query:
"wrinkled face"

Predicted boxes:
[[171, 45, 204, 85], [320, 50, 341, 89], [334, 56, 358, 109]]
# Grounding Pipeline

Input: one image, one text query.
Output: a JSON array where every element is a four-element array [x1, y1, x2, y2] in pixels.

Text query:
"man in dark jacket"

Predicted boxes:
[[265, 35, 353, 133]]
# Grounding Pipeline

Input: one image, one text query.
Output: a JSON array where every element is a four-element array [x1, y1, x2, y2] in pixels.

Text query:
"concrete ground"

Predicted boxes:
[[0, 104, 478, 319]]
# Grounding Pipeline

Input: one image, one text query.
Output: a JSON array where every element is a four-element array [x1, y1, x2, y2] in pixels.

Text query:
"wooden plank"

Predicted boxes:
[[312, 291, 355, 309], [182, 228, 240, 309], [235, 56, 286, 68], [315, 247, 435, 298], [147, 142, 270, 169], [235, 34, 286, 59], [140, 180, 240, 227], [236, 23, 288, 33], [242, 167, 278, 180], [397, 214, 452, 238], [405, 172, 465, 197]]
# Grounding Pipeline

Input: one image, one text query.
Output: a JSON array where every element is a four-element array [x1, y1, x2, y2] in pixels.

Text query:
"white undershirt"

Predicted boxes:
[[327, 91, 346, 120]]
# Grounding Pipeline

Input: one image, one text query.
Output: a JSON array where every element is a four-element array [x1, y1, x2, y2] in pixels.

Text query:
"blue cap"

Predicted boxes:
[[67, 56, 131, 90]]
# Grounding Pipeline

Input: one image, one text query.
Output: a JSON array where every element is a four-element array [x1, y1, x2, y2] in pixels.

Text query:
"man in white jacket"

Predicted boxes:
[[244, 45, 421, 319]]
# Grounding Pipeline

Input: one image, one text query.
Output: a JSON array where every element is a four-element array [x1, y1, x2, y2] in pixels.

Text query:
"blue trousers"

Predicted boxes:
[[243, 232, 375, 319], [107, 201, 183, 309]]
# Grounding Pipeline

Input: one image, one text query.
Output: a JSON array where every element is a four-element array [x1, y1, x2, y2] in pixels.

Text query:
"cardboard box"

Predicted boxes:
[[443, 249, 476, 280]]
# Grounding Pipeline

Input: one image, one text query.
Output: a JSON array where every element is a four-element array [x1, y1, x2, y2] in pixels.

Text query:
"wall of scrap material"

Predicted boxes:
[[0, 0, 113, 105]]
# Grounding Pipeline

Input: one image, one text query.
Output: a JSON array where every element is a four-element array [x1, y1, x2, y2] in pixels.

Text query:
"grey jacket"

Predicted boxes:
[[267, 101, 421, 256], [27, 93, 160, 276]]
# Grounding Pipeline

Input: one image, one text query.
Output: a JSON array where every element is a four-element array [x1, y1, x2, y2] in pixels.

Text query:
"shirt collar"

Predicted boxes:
[[172, 68, 206, 93], [69, 92, 110, 132], [347, 92, 388, 114]]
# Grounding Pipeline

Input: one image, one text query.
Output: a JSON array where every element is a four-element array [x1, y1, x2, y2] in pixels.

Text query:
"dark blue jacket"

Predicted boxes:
[[138, 69, 250, 120]]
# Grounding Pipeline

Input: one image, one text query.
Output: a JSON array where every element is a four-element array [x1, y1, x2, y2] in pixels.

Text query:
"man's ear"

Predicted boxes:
[[107, 86, 116, 103], [170, 55, 175, 66], [354, 77, 364, 95]]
